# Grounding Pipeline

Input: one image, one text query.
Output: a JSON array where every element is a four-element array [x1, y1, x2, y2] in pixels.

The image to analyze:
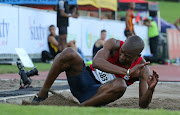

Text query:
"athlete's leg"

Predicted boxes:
[[58, 34, 67, 52], [37, 47, 83, 99], [81, 78, 127, 106]]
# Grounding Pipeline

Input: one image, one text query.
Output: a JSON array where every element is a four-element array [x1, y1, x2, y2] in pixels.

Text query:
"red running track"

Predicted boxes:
[[0, 65, 180, 82]]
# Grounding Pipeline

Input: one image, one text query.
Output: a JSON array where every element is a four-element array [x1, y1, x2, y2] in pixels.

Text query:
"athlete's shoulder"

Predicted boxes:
[[48, 34, 54, 38], [104, 38, 121, 50]]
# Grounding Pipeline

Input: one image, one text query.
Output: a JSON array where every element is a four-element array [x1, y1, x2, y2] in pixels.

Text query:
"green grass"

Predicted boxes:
[[148, 1, 180, 24], [0, 104, 180, 115], [0, 63, 52, 74]]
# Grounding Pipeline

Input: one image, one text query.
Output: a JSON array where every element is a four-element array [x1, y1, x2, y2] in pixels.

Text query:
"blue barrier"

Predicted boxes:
[[0, 0, 77, 5]]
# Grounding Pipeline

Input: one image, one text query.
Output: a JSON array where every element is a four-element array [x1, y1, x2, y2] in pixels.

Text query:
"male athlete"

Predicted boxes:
[[124, 2, 136, 38], [92, 30, 107, 58], [32, 35, 159, 108]]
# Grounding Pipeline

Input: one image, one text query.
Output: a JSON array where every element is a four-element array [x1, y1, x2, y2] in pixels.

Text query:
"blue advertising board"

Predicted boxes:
[[0, 0, 77, 5]]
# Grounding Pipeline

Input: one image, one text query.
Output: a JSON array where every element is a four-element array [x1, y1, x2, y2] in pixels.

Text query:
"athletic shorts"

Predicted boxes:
[[67, 63, 101, 103], [59, 26, 67, 35]]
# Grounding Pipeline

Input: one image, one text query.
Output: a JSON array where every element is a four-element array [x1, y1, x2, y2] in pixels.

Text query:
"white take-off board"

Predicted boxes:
[[15, 48, 34, 68]]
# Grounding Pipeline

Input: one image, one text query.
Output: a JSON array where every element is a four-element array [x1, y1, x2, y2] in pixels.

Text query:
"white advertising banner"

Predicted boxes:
[[0, 5, 19, 54], [67, 17, 82, 49], [134, 25, 150, 56], [103, 20, 126, 41], [19, 7, 57, 54], [81, 18, 104, 56], [103, 21, 150, 57]]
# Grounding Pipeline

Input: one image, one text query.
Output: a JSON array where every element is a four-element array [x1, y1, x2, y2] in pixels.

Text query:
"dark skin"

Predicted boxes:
[[37, 36, 159, 108], [81, 36, 159, 107]]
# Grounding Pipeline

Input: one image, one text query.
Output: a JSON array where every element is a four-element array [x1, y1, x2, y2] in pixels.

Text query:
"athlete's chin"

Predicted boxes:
[[119, 60, 130, 65], [119, 60, 125, 64]]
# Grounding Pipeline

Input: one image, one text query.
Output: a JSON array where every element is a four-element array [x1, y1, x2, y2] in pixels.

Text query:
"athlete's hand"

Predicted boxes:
[[147, 70, 159, 90], [72, 13, 78, 18], [130, 62, 150, 77]]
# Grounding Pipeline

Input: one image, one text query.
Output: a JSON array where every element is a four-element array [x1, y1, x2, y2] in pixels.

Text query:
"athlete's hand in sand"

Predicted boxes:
[[147, 70, 159, 90], [129, 62, 150, 78]]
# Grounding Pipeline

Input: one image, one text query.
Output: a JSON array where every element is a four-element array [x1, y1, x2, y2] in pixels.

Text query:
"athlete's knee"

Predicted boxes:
[[63, 47, 77, 57], [54, 47, 77, 61], [57, 47, 76, 58]]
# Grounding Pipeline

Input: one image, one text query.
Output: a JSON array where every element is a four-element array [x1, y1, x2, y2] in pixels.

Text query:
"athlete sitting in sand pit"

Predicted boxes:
[[32, 35, 159, 108]]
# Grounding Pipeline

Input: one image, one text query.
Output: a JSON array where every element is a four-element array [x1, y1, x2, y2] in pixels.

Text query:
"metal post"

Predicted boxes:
[[98, 7, 101, 19], [147, 11, 149, 17], [157, 10, 161, 32], [115, 11, 117, 20]]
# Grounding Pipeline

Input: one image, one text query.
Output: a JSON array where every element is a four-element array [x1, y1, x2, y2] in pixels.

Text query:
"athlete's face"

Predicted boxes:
[[101, 32, 107, 40], [130, 2, 135, 10], [49, 27, 56, 35], [119, 45, 139, 65]]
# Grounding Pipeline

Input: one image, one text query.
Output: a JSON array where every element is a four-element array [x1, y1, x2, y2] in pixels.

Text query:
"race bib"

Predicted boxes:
[[95, 69, 116, 84]]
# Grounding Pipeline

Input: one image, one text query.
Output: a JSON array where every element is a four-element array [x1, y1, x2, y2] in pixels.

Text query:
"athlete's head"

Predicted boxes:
[[119, 35, 144, 64], [129, 2, 135, 10], [49, 25, 56, 36], [100, 30, 107, 40]]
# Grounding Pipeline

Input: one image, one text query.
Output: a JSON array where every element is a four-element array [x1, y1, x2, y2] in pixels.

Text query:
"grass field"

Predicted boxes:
[[148, 1, 180, 24], [0, 63, 52, 74], [1, 104, 180, 115]]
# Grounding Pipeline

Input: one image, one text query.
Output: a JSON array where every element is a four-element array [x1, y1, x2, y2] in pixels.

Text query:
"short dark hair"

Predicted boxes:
[[49, 25, 55, 29], [101, 30, 106, 33]]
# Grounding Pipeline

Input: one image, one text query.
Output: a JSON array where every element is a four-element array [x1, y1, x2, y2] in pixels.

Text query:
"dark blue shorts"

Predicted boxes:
[[67, 63, 101, 103]]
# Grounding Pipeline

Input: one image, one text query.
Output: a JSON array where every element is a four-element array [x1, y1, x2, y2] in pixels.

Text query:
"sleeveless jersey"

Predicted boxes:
[[48, 34, 59, 57], [90, 41, 142, 86]]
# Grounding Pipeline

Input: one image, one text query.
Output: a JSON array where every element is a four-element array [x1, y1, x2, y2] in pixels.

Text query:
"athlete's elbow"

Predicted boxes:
[[92, 58, 101, 69], [92, 58, 98, 68]]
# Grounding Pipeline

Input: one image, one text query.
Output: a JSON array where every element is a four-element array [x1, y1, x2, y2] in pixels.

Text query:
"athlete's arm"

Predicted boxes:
[[58, 1, 70, 18], [174, 17, 180, 32], [139, 59, 159, 108], [125, 11, 133, 34], [92, 38, 127, 75], [48, 36, 58, 47]]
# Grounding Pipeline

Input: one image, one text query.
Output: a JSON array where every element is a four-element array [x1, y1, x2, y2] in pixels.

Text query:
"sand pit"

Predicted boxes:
[[39, 93, 79, 106], [1, 79, 179, 110], [22, 82, 180, 110], [22, 91, 79, 106]]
